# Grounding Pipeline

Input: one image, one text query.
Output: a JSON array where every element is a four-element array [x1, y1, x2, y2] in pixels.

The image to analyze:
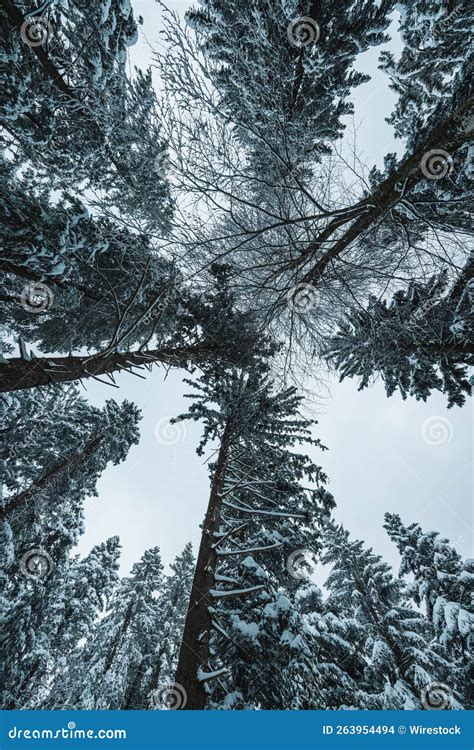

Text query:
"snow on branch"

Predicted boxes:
[[197, 667, 229, 682], [217, 542, 283, 556], [222, 499, 305, 519], [209, 585, 265, 599]]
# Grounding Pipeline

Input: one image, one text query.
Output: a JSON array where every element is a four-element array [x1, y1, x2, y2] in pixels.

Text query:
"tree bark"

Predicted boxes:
[[0, 343, 219, 393], [0, 435, 104, 521], [297, 95, 473, 285], [173, 419, 234, 710]]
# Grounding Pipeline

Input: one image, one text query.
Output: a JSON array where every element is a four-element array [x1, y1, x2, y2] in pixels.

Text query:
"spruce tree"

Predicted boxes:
[[0, 536, 121, 709], [186, 0, 394, 177], [384, 513, 473, 707], [325, 262, 473, 408], [1, 0, 172, 231], [45, 547, 165, 709], [322, 526, 457, 709], [172, 361, 335, 709]]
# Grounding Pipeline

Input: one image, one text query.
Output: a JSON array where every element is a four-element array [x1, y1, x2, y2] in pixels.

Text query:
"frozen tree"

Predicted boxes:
[[322, 526, 458, 710], [384, 513, 473, 707], [185, 0, 394, 177], [0, 536, 121, 709], [379, 0, 472, 148], [0, 263, 261, 392], [45, 547, 165, 709], [154, 0, 472, 369], [1, 0, 172, 231], [172, 360, 335, 708], [1, 385, 140, 524], [135, 543, 195, 709], [325, 260, 473, 408], [44, 543, 194, 710], [0, 382, 140, 709]]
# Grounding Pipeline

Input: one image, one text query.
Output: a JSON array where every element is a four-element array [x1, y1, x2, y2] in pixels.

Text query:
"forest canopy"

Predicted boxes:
[[0, 0, 472, 712]]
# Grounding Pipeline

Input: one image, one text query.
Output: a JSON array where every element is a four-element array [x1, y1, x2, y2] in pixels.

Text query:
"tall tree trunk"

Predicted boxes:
[[0, 343, 218, 393], [173, 419, 234, 710], [0, 436, 104, 521], [296, 95, 473, 285]]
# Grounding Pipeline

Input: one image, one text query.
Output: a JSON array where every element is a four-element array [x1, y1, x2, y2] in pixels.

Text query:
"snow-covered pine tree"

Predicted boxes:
[[384, 513, 473, 708], [0, 262, 261, 392], [172, 361, 335, 709], [1, 384, 140, 524], [325, 260, 473, 408], [322, 526, 459, 709], [133, 542, 195, 710], [0, 536, 121, 709], [379, 0, 472, 149], [1, 384, 140, 708], [1, 0, 172, 231], [45, 547, 166, 709], [296, 580, 376, 709], [185, 0, 394, 178]]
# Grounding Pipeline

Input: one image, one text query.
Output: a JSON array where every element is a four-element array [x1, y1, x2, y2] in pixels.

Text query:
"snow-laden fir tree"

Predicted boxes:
[[45, 543, 194, 710], [137, 542, 194, 709], [0, 535, 121, 709], [172, 360, 335, 709], [379, 0, 472, 148], [186, 0, 394, 178], [0, 261, 261, 392], [1, 383, 140, 708], [1, 384, 140, 523], [371, 1, 473, 274], [1, 0, 172, 231], [325, 260, 473, 408], [296, 580, 377, 709], [321, 526, 459, 710], [44, 547, 164, 709], [384, 513, 473, 708]]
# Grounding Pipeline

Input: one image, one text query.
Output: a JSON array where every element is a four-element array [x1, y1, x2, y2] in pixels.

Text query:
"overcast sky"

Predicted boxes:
[[77, 2, 472, 581]]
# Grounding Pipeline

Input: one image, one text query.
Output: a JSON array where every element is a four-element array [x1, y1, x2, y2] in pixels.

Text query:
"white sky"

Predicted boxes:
[[77, 2, 472, 580]]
